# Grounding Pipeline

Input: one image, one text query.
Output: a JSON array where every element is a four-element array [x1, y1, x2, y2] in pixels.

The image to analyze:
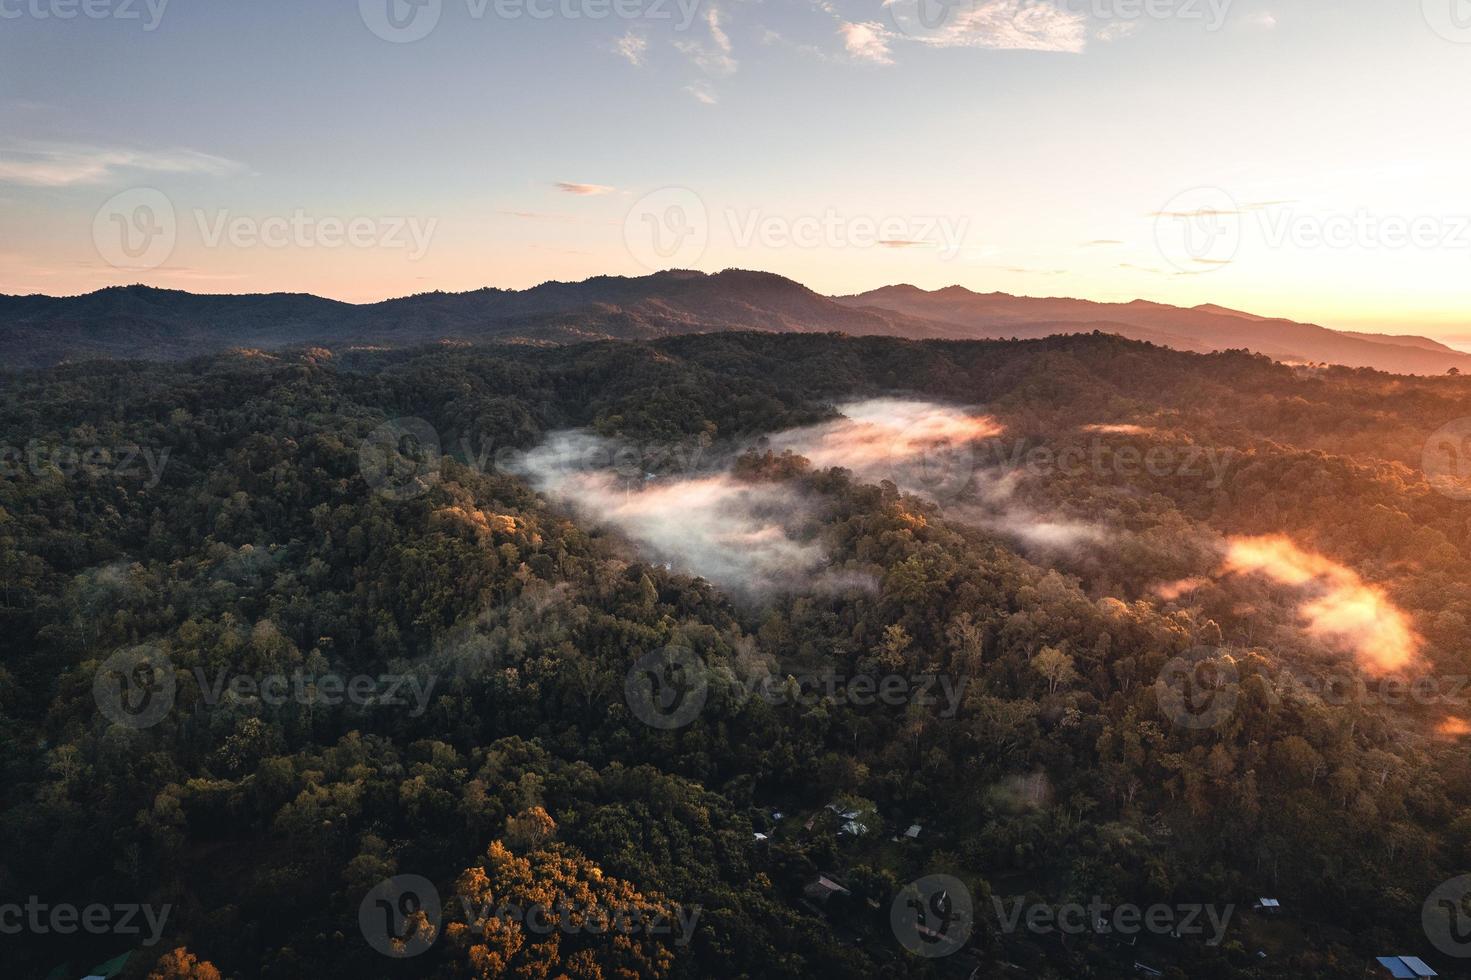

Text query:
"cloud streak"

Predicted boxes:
[[0, 145, 244, 187], [883, 0, 1089, 53], [840, 21, 895, 64], [612, 30, 648, 66], [553, 181, 616, 196], [1222, 534, 1420, 674], [515, 400, 1126, 595]]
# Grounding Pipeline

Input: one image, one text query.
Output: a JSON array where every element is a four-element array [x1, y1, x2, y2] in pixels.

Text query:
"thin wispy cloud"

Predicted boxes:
[[685, 81, 719, 105], [1148, 200, 1292, 218], [554, 181, 616, 196], [1082, 239, 1123, 247], [993, 265, 1067, 275], [675, 6, 738, 76], [840, 21, 894, 64], [1095, 21, 1139, 42], [882, 0, 1088, 53], [612, 30, 648, 66], [0, 145, 244, 187]]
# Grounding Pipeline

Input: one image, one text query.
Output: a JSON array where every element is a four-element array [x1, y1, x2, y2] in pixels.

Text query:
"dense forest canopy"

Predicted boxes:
[[3, 331, 1471, 979]]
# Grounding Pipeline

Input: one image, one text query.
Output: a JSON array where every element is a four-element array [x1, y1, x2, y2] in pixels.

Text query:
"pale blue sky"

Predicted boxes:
[[2, 0, 1469, 336]]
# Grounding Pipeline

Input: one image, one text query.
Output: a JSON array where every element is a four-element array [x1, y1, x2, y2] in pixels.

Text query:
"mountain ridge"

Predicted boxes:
[[2, 269, 1465, 375]]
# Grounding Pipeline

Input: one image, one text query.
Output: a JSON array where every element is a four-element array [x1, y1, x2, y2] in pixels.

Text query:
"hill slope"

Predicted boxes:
[[3, 270, 1465, 374], [836, 283, 1471, 374]]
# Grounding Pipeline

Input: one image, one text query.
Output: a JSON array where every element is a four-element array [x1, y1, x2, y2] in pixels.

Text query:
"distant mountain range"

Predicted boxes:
[[3, 269, 1467, 375]]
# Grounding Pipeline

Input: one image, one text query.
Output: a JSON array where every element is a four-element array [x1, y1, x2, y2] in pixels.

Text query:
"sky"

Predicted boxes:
[[1, 0, 1470, 338]]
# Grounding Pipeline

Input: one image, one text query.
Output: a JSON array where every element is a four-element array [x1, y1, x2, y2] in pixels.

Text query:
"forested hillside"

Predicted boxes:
[[3, 332, 1470, 979]]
